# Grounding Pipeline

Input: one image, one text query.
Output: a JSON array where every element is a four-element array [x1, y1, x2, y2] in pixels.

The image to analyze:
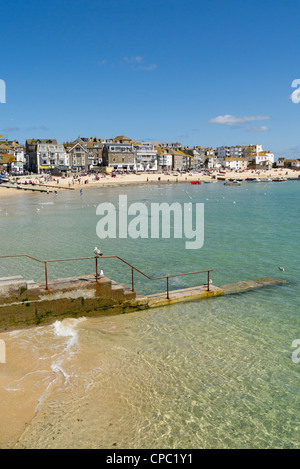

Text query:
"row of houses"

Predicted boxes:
[[0, 135, 289, 175], [276, 157, 300, 169]]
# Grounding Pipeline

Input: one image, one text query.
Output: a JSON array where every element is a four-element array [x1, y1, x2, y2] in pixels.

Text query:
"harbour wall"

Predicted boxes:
[[0, 274, 286, 332]]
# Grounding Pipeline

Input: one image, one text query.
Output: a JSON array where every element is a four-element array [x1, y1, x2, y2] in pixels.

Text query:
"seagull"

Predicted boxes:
[[94, 247, 103, 257], [278, 267, 285, 271]]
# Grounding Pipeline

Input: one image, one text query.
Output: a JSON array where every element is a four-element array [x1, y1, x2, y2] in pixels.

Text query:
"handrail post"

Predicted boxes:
[[95, 256, 98, 284], [45, 261, 49, 291], [132, 267, 135, 292], [207, 270, 210, 291], [167, 277, 169, 299]]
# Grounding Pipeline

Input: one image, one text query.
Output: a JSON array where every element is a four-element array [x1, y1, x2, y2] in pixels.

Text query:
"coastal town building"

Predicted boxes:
[[133, 142, 158, 172], [206, 156, 221, 170], [277, 158, 300, 168], [3, 134, 283, 174], [102, 141, 135, 171], [214, 144, 274, 168], [242, 145, 274, 167], [0, 138, 16, 173], [25, 139, 69, 173], [216, 146, 243, 159], [113, 136, 133, 145], [87, 138, 103, 168], [224, 157, 248, 171], [166, 149, 187, 171], [154, 142, 182, 151], [64, 137, 104, 170], [65, 142, 88, 171], [7, 140, 25, 174], [204, 147, 216, 157], [156, 147, 173, 171], [183, 147, 206, 168]]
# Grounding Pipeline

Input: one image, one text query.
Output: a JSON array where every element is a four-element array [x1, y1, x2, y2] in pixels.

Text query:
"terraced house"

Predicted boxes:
[[102, 137, 161, 171], [102, 140, 135, 171], [155, 146, 173, 171], [65, 142, 88, 171]]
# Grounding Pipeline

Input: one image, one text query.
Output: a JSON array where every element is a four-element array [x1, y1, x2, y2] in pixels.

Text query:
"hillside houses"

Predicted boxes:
[[1, 134, 296, 175]]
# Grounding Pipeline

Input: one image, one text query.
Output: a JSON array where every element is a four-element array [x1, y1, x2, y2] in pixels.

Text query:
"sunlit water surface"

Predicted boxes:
[[0, 180, 299, 448]]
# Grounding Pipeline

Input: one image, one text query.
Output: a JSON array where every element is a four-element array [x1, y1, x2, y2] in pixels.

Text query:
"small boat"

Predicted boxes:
[[224, 180, 242, 186], [190, 180, 201, 185], [0, 177, 9, 184], [272, 177, 287, 182]]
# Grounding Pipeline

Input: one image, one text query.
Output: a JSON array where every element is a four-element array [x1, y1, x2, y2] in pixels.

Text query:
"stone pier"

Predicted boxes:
[[0, 274, 287, 332]]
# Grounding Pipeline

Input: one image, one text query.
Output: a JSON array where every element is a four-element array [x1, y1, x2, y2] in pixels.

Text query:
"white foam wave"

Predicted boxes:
[[50, 318, 86, 384], [53, 318, 86, 345]]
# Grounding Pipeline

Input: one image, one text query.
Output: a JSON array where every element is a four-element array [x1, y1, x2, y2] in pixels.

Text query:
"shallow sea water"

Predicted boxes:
[[0, 180, 299, 448]]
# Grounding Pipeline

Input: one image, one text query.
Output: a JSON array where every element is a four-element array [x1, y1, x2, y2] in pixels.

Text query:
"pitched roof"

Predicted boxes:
[[113, 136, 132, 142], [0, 154, 16, 164]]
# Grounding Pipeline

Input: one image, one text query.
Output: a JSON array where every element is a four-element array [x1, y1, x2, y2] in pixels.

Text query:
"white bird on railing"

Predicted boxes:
[[205, 279, 213, 285], [94, 247, 103, 257]]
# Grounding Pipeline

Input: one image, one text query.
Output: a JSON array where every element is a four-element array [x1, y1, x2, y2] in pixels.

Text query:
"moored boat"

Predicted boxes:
[[224, 180, 242, 186]]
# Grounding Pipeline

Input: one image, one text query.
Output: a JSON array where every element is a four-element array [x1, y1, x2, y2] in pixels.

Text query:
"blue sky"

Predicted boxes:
[[1, 0, 300, 158]]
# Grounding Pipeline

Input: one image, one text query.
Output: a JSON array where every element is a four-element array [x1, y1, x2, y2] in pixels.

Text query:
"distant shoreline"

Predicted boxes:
[[0, 168, 299, 199]]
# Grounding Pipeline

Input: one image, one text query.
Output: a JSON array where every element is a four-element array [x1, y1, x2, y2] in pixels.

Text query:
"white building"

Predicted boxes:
[[207, 156, 222, 170], [157, 152, 173, 170], [224, 157, 248, 171], [7, 141, 25, 174], [216, 146, 243, 159], [133, 143, 158, 171], [242, 145, 273, 166], [38, 143, 69, 171]]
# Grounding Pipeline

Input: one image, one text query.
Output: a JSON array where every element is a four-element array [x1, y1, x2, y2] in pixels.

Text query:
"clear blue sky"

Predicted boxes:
[[1, 0, 300, 158]]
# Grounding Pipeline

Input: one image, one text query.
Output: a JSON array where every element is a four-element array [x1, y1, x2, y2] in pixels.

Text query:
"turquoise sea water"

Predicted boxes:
[[0, 180, 300, 448]]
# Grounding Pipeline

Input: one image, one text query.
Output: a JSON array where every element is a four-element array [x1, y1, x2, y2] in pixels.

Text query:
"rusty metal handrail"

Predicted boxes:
[[0, 254, 213, 299]]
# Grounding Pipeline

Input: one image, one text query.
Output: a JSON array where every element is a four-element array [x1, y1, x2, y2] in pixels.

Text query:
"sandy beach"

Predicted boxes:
[[0, 168, 298, 198]]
